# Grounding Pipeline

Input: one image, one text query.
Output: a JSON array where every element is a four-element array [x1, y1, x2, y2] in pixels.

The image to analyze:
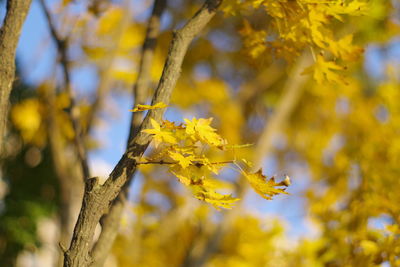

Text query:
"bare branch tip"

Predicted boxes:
[[59, 242, 67, 253]]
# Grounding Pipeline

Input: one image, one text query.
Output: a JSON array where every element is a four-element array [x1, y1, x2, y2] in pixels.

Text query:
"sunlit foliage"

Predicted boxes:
[[1, 0, 399, 266]]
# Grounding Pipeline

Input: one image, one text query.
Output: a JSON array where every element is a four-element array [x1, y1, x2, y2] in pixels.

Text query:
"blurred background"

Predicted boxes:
[[0, 0, 400, 266]]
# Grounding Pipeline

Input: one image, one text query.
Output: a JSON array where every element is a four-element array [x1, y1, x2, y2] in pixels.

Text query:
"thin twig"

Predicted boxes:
[[59, 242, 68, 254], [136, 160, 234, 165], [43, 79, 85, 266], [40, 0, 90, 180]]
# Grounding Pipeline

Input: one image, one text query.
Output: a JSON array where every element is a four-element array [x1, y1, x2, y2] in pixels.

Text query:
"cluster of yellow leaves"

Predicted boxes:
[[227, 0, 367, 84], [113, 211, 288, 267], [239, 20, 267, 59], [140, 115, 289, 209], [302, 54, 347, 85], [285, 64, 400, 265], [208, 218, 287, 267], [80, 6, 144, 85]]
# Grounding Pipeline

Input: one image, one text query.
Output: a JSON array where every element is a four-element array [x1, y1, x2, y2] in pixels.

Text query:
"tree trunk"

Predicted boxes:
[[0, 0, 32, 155]]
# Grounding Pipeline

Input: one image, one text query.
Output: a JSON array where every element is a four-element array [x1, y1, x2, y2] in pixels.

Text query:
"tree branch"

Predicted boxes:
[[0, 0, 32, 156], [89, 1, 166, 266], [43, 80, 84, 265], [89, 185, 128, 267], [64, 1, 222, 266], [40, 0, 90, 180], [128, 0, 167, 140]]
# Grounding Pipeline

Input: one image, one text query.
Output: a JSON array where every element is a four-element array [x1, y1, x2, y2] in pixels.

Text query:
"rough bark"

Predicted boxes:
[[90, 186, 128, 267], [0, 0, 32, 156], [64, 1, 222, 266], [90, 1, 166, 266]]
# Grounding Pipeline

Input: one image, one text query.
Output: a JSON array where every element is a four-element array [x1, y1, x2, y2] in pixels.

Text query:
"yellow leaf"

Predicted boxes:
[[131, 102, 168, 112], [170, 171, 192, 186], [118, 24, 144, 51], [169, 164, 208, 187], [196, 156, 222, 175], [142, 118, 177, 147], [202, 177, 233, 190], [184, 117, 224, 146], [360, 240, 379, 255], [96, 7, 123, 35], [303, 55, 347, 85], [329, 34, 364, 61], [11, 99, 42, 143], [243, 169, 289, 200], [192, 185, 240, 210], [168, 151, 195, 169], [83, 46, 107, 61], [239, 20, 267, 59]]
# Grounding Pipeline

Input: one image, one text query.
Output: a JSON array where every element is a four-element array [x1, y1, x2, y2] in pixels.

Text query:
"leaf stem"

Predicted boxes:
[[136, 160, 235, 166]]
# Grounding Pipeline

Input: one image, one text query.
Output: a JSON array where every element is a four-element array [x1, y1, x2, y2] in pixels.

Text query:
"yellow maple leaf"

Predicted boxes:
[[327, 0, 368, 16], [239, 20, 267, 59], [192, 185, 240, 210], [168, 151, 195, 169], [131, 102, 168, 112], [142, 118, 177, 147], [184, 117, 224, 146], [243, 169, 289, 200], [303, 55, 347, 85], [329, 34, 364, 61], [202, 177, 233, 190], [169, 163, 208, 186], [162, 120, 183, 130]]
